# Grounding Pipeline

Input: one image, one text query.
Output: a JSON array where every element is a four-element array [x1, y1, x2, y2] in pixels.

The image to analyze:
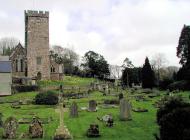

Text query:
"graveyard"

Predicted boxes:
[[0, 76, 190, 140]]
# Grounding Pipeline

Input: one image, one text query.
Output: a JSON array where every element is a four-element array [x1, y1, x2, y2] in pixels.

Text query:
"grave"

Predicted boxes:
[[86, 124, 100, 137], [11, 102, 21, 109], [132, 107, 148, 112], [3, 116, 18, 139], [88, 100, 97, 112], [29, 116, 43, 138], [70, 102, 78, 117], [97, 114, 114, 127], [119, 98, 132, 121]]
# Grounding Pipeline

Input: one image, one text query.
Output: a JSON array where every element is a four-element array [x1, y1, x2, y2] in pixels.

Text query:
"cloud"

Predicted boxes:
[[0, 0, 189, 67]]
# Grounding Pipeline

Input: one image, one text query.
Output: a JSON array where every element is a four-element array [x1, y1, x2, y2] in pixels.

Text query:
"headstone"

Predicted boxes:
[[119, 93, 124, 100], [29, 116, 43, 138], [119, 98, 132, 121], [70, 102, 78, 117], [86, 124, 100, 137], [3, 116, 18, 139], [88, 100, 97, 112]]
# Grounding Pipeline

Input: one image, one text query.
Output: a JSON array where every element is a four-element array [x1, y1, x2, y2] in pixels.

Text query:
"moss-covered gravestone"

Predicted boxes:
[[119, 98, 132, 121], [29, 116, 43, 138], [70, 102, 78, 118], [3, 116, 18, 139]]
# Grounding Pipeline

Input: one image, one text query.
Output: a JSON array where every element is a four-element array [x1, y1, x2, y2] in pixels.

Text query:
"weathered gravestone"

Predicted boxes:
[[29, 116, 43, 138], [70, 102, 78, 117], [3, 116, 18, 139], [86, 124, 100, 137], [119, 98, 132, 121], [88, 100, 97, 112]]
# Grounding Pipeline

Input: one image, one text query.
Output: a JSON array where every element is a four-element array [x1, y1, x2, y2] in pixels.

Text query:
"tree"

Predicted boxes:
[[177, 25, 190, 66], [142, 57, 155, 88], [176, 25, 190, 81], [109, 65, 122, 79], [82, 51, 110, 78], [0, 37, 19, 56], [121, 57, 134, 87], [151, 53, 168, 84], [50, 45, 79, 75], [122, 67, 142, 87]]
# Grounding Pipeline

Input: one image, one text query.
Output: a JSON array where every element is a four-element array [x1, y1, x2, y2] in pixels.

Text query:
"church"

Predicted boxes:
[[10, 10, 64, 82]]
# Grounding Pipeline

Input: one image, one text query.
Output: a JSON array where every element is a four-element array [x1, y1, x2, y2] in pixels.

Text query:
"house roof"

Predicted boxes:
[[0, 61, 11, 73]]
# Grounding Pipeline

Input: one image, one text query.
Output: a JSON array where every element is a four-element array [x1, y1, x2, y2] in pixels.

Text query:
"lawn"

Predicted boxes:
[[0, 76, 189, 140]]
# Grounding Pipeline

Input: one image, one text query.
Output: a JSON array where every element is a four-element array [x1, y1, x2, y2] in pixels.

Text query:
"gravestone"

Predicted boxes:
[[119, 98, 132, 121], [119, 93, 124, 100], [29, 116, 43, 138], [3, 116, 18, 139], [70, 102, 78, 117], [86, 124, 100, 137], [88, 100, 97, 112]]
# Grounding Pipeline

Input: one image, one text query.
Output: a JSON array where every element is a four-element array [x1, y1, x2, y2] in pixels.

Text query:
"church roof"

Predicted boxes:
[[0, 61, 11, 73]]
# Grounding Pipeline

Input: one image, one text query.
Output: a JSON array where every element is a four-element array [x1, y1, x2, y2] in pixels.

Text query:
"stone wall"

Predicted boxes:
[[25, 10, 50, 80]]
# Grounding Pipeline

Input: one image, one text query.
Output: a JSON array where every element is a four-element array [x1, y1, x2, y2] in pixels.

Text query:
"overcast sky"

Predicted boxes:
[[0, 0, 190, 67]]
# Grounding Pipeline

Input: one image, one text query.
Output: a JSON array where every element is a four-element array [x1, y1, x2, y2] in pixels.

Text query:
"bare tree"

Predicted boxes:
[[0, 37, 19, 55], [109, 65, 122, 79], [151, 53, 168, 83], [51, 45, 79, 74]]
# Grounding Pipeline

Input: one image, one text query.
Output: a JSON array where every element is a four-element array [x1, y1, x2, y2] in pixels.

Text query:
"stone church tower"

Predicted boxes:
[[25, 10, 50, 80]]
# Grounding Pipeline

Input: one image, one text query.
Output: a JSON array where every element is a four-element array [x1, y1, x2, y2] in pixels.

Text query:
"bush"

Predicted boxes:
[[167, 80, 190, 91], [156, 96, 190, 140], [12, 85, 39, 93], [159, 78, 173, 90], [35, 90, 58, 105]]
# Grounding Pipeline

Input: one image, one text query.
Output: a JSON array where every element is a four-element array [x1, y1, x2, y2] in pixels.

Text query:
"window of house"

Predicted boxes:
[[36, 57, 42, 65]]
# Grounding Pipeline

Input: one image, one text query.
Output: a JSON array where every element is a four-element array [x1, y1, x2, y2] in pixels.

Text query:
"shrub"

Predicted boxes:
[[167, 80, 190, 91], [159, 78, 173, 90], [156, 96, 190, 140], [35, 90, 58, 105], [12, 85, 39, 93]]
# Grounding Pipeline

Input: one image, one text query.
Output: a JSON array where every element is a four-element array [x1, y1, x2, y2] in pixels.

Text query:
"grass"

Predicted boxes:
[[39, 76, 96, 87], [0, 76, 189, 140]]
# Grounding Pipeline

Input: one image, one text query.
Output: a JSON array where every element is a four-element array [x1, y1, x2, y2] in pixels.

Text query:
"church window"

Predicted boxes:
[[51, 65, 55, 73], [15, 59, 18, 72], [36, 57, 42, 65], [20, 59, 24, 72]]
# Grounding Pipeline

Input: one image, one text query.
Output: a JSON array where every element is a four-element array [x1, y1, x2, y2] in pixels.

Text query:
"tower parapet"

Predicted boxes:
[[24, 10, 49, 18]]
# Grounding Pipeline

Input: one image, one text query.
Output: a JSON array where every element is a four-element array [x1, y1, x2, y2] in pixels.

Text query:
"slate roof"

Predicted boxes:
[[0, 61, 12, 73]]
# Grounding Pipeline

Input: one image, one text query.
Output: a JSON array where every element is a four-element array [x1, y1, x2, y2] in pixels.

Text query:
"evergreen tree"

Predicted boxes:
[[142, 57, 155, 88], [177, 25, 190, 80]]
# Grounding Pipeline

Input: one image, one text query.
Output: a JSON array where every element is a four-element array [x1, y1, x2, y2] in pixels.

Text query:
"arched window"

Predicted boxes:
[[20, 59, 24, 72], [51, 65, 55, 73], [37, 72, 42, 80], [15, 59, 18, 72]]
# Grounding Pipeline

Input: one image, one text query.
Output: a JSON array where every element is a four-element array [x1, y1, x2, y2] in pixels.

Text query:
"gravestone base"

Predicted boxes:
[[54, 125, 72, 140]]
